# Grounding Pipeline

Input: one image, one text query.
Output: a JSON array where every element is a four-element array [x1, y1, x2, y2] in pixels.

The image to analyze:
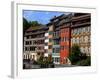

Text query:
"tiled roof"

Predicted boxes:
[[26, 26, 43, 31], [26, 25, 49, 32]]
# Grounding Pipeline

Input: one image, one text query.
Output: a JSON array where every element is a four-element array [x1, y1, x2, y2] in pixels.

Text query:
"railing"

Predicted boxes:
[[24, 44, 45, 46], [52, 53, 60, 56], [25, 31, 45, 35], [24, 37, 45, 40]]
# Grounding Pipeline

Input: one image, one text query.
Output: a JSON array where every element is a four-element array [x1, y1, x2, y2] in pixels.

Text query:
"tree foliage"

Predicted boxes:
[[23, 17, 42, 33], [28, 21, 42, 26], [69, 44, 91, 66], [76, 56, 91, 66], [23, 17, 31, 33], [69, 44, 81, 65]]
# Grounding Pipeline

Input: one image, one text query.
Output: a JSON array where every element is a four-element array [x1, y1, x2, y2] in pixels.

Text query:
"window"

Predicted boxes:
[[30, 41, 32, 45], [88, 47, 91, 54], [85, 47, 88, 54], [54, 58, 57, 62], [81, 28, 83, 33], [77, 29, 79, 35], [53, 48, 60, 53], [57, 40, 59, 44], [65, 37, 69, 42], [52, 58, 54, 62], [83, 27, 86, 32], [80, 36, 83, 43], [25, 47, 27, 51], [65, 46, 69, 50], [61, 46, 64, 50], [53, 48, 55, 53], [49, 45, 52, 49], [85, 27, 88, 32], [62, 37, 64, 42], [78, 28, 81, 34], [53, 32, 55, 37], [74, 38, 77, 43], [88, 27, 90, 32], [74, 29, 77, 35], [25, 41, 31, 45], [88, 37, 90, 42], [64, 37, 66, 42], [84, 36, 88, 43], [72, 38, 75, 44], [56, 58, 60, 62], [25, 41, 28, 45], [76, 37, 79, 44], [56, 48, 60, 53], [49, 38, 52, 42], [80, 47, 84, 53], [45, 43, 48, 46], [30, 47, 34, 51], [26, 36, 29, 39], [45, 49, 48, 53], [56, 31, 59, 36]]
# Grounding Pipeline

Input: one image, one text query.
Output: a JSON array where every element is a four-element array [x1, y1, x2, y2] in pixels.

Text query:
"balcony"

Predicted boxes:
[[24, 37, 45, 41], [36, 49, 44, 52], [24, 44, 45, 47], [52, 53, 60, 56], [45, 33, 49, 37], [25, 31, 45, 36], [53, 45, 60, 48], [45, 39, 49, 43], [44, 46, 48, 49], [72, 14, 90, 21], [72, 22, 90, 27], [58, 19, 71, 26]]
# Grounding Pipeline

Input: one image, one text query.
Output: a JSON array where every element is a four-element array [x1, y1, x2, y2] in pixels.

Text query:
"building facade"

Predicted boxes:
[[71, 13, 91, 56], [47, 14, 72, 64], [51, 17, 60, 64], [59, 14, 72, 64], [46, 23, 54, 63], [23, 26, 48, 61]]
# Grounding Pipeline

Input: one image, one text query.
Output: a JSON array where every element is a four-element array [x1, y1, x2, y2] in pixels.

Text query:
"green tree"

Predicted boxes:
[[37, 55, 44, 64], [69, 44, 91, 66], [23, 18, 42, 33], [23, 17, 30, 33], [69, 44, 81, 65], [29, 21, 41, 26]]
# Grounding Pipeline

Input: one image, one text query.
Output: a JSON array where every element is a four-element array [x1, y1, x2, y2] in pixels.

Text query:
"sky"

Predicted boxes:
[[23, 10, 68, 24]]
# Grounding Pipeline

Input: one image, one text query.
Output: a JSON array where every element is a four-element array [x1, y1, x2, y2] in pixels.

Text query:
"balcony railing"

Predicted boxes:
[[24, 37, 45, 40], [52, 53, 60, 56], [25, 31, 45, 36], [24, 44, 45, 46], [36, 49, 44, 52], [53, 45, 60, 48]]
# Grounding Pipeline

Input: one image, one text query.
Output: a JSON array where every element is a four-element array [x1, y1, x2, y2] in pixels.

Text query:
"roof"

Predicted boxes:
[[26, 25, 48, 32], [50, 14, 64, 21]]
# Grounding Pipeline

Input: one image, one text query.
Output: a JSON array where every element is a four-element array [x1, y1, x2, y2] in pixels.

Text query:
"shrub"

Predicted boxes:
[[76, 56, 91, 66]]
